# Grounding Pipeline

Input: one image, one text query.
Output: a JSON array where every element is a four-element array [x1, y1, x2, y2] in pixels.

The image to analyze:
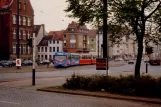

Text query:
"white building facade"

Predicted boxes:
[[37, 36, 63, 61]]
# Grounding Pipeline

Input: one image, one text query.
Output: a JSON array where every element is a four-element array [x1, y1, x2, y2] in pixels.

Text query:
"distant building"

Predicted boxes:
[[0, 0, 34, 60], [34, 24, 47, 59], [88, 29, 97, 53], [63, 21, 89, 53], [37, 31, 63, 61]]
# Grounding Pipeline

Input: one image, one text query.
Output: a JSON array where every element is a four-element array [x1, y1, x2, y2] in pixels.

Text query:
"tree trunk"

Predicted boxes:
[[135, 39, 143, 78]]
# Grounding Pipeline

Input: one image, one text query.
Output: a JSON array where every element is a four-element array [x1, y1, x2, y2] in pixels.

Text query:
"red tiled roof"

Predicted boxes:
[[48, 30, 64, 41]]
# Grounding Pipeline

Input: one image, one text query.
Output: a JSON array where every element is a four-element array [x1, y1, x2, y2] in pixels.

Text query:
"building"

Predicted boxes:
[[88, 29, 97, 53], [96, 30, 140, 59], [37, 31, 63, 61], [63, 21, 89, 53], [34, 24, 47, 59], [0, 0, 34, 60]]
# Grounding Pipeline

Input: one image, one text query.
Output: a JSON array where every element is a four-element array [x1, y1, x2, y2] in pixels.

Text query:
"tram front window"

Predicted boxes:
[[55, 56, 66, 60]]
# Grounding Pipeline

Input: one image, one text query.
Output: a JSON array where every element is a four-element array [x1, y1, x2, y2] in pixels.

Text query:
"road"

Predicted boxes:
[[0, 61, 161, 81], [0, 85, 160, 107]]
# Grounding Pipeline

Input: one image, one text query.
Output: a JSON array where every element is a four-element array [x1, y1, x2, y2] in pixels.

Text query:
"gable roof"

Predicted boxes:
[[48, 30, 64, 41], [38, 36, 53, 46], [34, 25, 41, 37]]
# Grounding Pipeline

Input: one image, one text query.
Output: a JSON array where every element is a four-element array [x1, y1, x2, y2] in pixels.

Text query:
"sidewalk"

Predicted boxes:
[[0, 72, 161, 105], [0, 77, 66, 90]]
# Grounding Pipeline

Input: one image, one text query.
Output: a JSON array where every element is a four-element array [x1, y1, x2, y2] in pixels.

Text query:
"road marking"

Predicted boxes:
[[0, 100, 20, 105]]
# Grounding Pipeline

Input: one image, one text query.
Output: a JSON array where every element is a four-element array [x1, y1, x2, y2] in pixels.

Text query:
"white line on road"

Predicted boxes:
[[0, 100, 20, 105]]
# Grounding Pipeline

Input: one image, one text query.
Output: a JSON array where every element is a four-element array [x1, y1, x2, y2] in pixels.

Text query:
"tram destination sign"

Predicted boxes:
[[96, 58, 108, 70]]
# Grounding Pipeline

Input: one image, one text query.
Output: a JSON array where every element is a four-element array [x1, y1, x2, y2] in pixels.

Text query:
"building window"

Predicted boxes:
[[13, 44, 16, 54], [57, 47, 59, 52], [49, 55, 52, 60], [24, 3, 26, 11], [53, 41, 55, 44], [70, 43, 75, 48], [45, 47, 47, 52], [50, 47, 52, 52], [13, 15, 16, 24], [13, 29, 16, 39], [38, 47, 40, 52], [41, 47, 44, 52], [49, 41, 52, 44], [23, 45, 26, 54], [45, 55, 47, 60], [64, 35, 66, 40], [19, 30, 21, 39], [27, 31, 30, 39], [23, 17, 26, 26], [64, 43, 66, 47], [57, 40, 59, 44], [53, 47, 55, 52], [28, 46, 30, 54], [27, 17, 31, 26], [41, 55, 43, 60], [70, 35, 75, 40], [71, 29, 74, 31], [19, 2, 21, 10], [19, 16, 22, 25], [23, 30, 26, 40]]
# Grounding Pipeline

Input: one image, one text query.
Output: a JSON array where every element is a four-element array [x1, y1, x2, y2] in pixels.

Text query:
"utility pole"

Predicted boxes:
[[32, 33, 36, 86], [103, 0, 108, 75], [16, 0, 20, 69]]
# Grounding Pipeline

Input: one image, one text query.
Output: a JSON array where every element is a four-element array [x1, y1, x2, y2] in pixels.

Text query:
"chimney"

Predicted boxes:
[[42, 24, 45, 36]]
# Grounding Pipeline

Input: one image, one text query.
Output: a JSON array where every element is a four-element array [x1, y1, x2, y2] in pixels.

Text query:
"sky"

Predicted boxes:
[[30, 0, 78, 32]]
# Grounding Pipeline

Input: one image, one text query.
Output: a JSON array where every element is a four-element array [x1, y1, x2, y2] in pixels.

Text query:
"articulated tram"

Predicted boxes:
[[53, 52, 97, 67]]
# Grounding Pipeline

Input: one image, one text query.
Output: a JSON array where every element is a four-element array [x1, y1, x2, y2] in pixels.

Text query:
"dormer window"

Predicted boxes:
[[71, 28, 74, 31]]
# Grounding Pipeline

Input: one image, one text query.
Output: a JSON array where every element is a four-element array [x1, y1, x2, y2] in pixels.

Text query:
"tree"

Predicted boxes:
[[65, 0, 161, 78], [109, 0, 161, 78]]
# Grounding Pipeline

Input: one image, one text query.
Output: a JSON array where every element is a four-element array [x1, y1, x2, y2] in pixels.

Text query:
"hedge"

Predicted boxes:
[[63, 74, 161, 98]]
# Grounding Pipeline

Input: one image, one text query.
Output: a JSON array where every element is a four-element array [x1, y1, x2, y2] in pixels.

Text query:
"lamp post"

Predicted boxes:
[[32, 33, 36, 86], [16, 0, 20, 69]]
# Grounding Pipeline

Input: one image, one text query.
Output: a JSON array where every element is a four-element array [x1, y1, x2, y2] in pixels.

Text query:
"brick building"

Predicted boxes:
[[63, 21, 89, 53], [0, 0, 34, 60]]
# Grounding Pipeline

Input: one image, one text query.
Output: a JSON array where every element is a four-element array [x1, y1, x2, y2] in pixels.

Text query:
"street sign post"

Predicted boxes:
[[16, 59, 21, 67], [96, 58, 108, 76]]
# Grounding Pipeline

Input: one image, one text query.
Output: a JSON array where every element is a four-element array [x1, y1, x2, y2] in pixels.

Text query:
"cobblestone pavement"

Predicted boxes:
[[0, 85, 160, 107]]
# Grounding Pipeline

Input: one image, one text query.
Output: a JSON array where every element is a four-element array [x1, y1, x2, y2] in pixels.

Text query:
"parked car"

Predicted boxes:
[[8, 60, 16, 66], [37, 60, 50, 65], [22, 60, 33, 66], [1, 60, 13, 67], [128, 60, 134, 64]]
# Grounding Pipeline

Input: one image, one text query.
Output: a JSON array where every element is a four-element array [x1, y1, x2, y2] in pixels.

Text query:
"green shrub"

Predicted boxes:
[[63, 74, 161, 98]]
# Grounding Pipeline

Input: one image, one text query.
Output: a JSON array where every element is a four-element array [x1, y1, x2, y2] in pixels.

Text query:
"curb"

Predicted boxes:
[[37, 88, 161, 105]]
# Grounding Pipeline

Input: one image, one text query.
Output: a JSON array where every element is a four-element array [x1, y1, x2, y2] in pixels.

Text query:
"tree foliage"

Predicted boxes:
[[65, 0, 161, 78]]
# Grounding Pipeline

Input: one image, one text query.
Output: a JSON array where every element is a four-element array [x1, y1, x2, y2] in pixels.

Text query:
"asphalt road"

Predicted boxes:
[[0, 85, 160, 107], [0, 61, 161, 81]]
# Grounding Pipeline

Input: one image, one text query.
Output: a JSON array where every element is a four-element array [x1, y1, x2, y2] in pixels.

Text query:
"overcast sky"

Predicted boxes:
[[30, 0, 77, 32]]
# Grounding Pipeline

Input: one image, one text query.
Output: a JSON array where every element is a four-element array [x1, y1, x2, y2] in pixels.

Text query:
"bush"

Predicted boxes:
[[63, 74, 161, 98]]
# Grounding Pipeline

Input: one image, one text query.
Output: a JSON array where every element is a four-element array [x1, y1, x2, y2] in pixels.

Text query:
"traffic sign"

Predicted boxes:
[[16, 59, 21, 67], [96, 58, 108, 70]]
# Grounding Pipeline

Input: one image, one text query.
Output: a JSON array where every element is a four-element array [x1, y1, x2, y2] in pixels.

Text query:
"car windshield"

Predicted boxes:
[[55, 55, 66, 60]]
